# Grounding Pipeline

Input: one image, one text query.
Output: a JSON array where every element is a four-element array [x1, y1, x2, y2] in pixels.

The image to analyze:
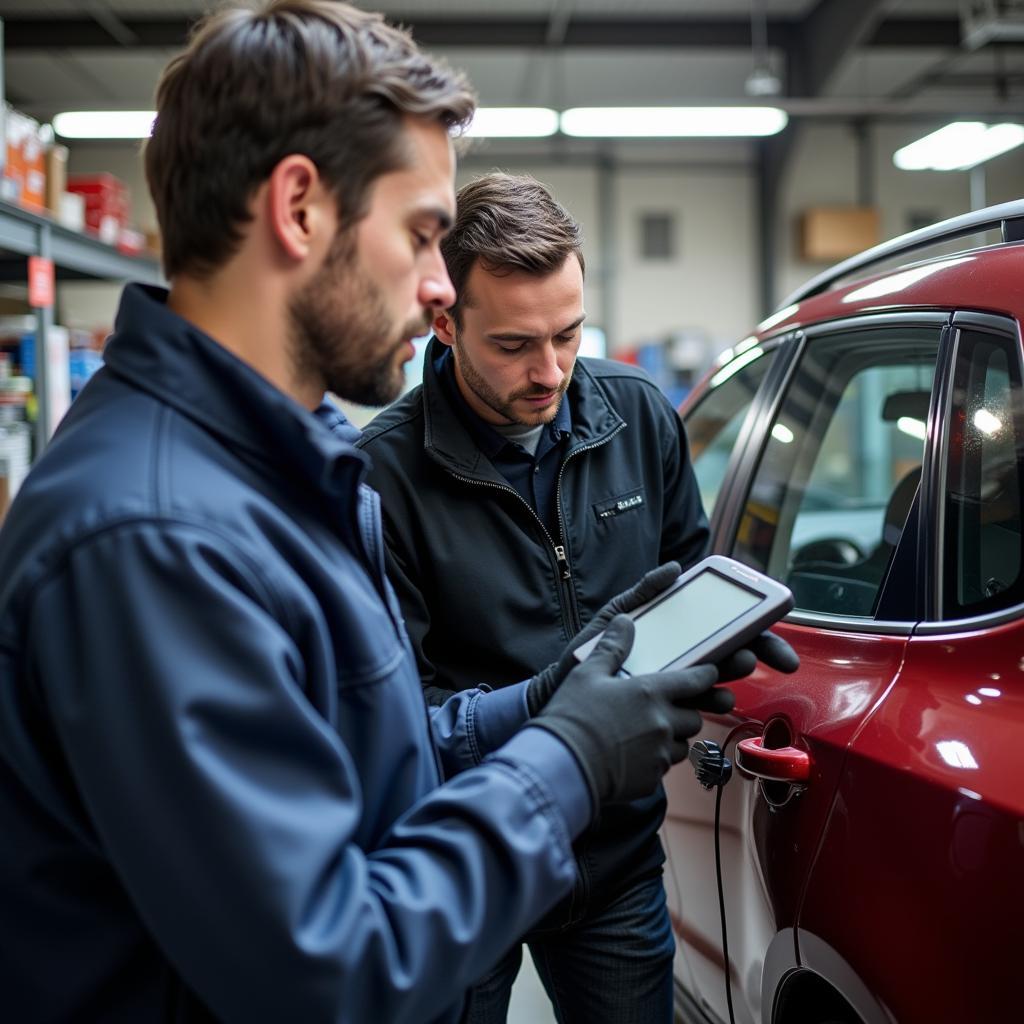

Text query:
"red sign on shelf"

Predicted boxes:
[[28, 256, 55, 309]]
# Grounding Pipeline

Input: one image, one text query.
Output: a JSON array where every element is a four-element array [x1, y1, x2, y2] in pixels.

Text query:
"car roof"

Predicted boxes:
[[754, 198, 1024, 341]]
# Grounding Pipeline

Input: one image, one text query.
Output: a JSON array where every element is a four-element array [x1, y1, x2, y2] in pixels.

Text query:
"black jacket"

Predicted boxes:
[[359, 339, 709, 917]]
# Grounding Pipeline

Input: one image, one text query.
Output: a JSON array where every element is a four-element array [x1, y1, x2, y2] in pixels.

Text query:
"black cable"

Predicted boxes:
[[690, 730, 756, 1024], [713, 778, 736, 1024]]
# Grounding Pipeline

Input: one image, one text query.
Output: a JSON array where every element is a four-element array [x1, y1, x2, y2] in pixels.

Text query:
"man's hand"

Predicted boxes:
[[532, 615, 734, 808], [525, 562, 800, 716], [526, 562, 683, 715], [714, 630, 800, 682]]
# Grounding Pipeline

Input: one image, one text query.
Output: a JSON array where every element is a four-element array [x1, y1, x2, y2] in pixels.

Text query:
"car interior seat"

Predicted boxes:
[[787, 464, 922, 615]]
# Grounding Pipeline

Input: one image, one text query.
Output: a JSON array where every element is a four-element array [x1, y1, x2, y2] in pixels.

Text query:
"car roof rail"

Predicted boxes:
[[778, 198, 1024, 311]]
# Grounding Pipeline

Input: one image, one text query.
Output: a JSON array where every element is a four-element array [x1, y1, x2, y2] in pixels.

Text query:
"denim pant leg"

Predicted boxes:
[[528, 875, 675, 1024], [460, 943, 524, 1024]]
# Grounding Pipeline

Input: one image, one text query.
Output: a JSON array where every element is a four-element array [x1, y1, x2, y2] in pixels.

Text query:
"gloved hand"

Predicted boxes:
[[526, 561, 683, 715], [532, 615, 735, 807], [714, 630, 800, 682]]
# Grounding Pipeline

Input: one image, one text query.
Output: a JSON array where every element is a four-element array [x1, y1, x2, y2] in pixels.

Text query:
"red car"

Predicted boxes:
[[666, 200, 1024, 1024]]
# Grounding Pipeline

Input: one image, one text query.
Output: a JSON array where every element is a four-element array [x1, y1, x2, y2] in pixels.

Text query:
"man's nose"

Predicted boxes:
[[530, 343, 563, 389], [419, 250, 456, 311]]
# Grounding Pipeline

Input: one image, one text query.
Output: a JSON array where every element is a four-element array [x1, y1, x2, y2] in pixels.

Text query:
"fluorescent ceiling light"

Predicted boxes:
[[465, 107, 558, 138], [561, 106, 787, 138], [53, 110, 156, 139], [893, 122, 1024, 171]]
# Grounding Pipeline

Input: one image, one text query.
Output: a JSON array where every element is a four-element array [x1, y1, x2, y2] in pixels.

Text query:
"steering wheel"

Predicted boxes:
[[791, 536, 865, 567]]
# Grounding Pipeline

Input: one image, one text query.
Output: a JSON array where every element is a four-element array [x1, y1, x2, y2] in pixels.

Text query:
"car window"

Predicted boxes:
[[685, 347, 775, 517], [733, 327, 940, 617], [942, 328, 1024, 618]]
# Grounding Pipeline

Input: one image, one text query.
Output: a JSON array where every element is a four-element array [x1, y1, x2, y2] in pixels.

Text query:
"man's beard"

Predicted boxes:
[[453, 332, 571, 426], [288, 231, 431, 407]]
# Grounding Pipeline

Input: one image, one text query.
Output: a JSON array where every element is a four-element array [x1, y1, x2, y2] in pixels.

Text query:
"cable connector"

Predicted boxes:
[[688, 739, 733, 790]]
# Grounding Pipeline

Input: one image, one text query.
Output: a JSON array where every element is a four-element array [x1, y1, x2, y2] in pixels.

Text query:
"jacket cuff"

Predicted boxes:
[[470, 680, 530, 759], [490, 726, 593, 839]]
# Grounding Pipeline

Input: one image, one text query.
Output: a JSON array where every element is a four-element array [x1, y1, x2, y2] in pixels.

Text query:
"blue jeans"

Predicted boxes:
[[460, 874, 674, 1024]]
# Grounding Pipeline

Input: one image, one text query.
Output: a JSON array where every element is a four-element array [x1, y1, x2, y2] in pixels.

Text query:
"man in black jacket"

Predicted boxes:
[[358, 173, 792, 1023]]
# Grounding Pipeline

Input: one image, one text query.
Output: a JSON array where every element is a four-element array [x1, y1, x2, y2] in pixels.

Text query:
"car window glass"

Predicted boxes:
[[685, 348, 775, 517], [943, 328, 1024, 618], [733, 327, 940, 617]]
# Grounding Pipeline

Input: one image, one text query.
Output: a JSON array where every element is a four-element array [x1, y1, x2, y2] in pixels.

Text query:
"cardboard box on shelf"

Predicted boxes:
[[45, 145, 68, 214], [3, 106, 48, 212]]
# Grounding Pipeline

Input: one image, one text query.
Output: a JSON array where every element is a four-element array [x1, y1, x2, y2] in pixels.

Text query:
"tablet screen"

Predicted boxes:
[[621, 569, 762, 675]]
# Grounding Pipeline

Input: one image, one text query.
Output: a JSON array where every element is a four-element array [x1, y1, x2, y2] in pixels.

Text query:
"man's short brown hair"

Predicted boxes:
[[145, 0, 475, 279], [441, 172, 585, 328]]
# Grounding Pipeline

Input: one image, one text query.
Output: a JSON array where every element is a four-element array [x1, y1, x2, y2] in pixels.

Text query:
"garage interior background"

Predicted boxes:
[[0, 0, 1022, 414]]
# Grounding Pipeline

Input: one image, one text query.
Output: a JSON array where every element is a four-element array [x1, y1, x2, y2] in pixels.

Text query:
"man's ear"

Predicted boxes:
[[266, 154, 333, 263], [433, 309, 457, 347]]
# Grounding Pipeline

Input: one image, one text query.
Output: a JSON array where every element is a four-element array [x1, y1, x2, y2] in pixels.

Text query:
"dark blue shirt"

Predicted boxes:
[[436, 346, 571, 538]]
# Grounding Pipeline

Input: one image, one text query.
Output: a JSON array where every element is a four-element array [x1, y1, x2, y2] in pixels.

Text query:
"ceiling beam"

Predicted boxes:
[[3, 19, 195, 49], [755, 0, 885, 314], [0, 16, 967, 52], [787, 0, 888, 98]]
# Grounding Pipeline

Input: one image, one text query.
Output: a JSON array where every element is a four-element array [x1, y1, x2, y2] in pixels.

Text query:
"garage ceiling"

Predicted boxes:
[[0, 0, 1020, 124]]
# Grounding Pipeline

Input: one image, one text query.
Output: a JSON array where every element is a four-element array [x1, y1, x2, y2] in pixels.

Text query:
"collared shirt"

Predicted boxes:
[[435, 345, 571, 537]]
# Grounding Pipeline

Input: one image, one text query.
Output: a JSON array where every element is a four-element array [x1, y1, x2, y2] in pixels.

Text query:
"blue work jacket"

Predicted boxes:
[[0, 285, 589, 1023]]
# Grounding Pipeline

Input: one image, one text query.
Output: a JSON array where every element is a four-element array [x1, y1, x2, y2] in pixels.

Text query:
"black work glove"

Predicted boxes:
[[532, 615, 735, 808], [714, 630, 800, 682], [526, 561, 684, 715]]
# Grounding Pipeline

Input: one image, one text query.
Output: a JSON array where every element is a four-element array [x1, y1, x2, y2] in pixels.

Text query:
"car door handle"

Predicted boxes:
[[735, 737, 811, 783]]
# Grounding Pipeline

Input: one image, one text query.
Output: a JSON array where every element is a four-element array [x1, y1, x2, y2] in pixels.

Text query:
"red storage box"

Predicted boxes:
[[67, 174, 130, 244]]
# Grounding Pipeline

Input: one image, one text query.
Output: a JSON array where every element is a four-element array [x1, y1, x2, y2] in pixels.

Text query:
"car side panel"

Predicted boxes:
[[665, 619, 909, 1024], [796, 619, 1024, 1023]]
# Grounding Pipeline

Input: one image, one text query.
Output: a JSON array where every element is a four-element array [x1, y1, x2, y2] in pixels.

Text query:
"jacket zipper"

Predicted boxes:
[[553, 425, 626, 633], [443, 421, 625, 640], [443, 472, 577, 637]]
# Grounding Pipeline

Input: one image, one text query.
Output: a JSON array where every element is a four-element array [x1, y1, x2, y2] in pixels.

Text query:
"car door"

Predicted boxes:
[[795, 313, 1024, 1024], [666, 315, 947, 1024]]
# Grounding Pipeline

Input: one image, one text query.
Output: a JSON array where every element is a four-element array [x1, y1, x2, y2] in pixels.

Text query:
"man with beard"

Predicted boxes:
[[0, 5, 755, 1022], [358, 172, 798, 1024]]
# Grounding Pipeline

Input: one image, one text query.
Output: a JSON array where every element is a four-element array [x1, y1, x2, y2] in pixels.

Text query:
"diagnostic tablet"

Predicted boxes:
[[573, 555, 794, 676]]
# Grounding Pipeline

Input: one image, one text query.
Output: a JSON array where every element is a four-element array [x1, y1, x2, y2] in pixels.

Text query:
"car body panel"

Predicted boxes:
[[668, 213, 1024, 1022], [797, 619, 1024, 1023], [664, 620, 909, 1024], [745, 245, 1024, 345]]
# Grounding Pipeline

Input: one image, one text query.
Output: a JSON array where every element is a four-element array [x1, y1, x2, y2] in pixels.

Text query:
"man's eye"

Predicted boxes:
[[412, 231, 431, 249], [496, 342, 524, 353], [555, 333, 578, 344]]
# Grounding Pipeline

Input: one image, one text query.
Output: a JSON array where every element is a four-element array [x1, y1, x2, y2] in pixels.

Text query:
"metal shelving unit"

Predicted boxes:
[[0, 198, 163, 453]]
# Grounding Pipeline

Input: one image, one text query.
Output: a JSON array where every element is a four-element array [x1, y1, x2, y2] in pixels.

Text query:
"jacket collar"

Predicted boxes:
[[419, 335, 624, 480], [434, 345, 571, 461], [103, 284, 370, 499]]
